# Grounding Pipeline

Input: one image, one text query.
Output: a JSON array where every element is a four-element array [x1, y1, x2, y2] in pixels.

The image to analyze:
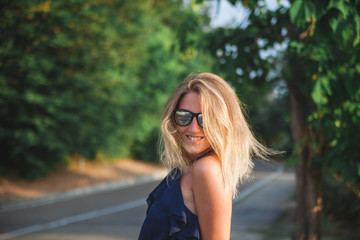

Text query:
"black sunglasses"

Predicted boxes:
[[173, 109, 203, 128]]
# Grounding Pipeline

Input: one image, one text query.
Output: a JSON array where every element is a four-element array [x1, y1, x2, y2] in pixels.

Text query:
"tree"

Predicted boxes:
[[1, 0, 126, 178], [205, 0, 360, 239], [0, 0, 213, 178]]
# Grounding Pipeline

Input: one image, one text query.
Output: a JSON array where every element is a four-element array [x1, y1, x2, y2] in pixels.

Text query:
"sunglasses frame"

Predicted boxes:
[[173, 109, 203, 128]]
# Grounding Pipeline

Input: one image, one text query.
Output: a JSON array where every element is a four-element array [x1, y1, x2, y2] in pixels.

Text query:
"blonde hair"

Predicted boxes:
[[160, 73, 275, 198]]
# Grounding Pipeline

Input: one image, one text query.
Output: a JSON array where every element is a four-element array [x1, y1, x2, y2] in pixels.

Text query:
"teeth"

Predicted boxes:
[[188, 136, 202, 141]]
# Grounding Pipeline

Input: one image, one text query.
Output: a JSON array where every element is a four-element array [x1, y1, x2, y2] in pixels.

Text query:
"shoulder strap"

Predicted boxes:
[[193, 149, 214, 161]]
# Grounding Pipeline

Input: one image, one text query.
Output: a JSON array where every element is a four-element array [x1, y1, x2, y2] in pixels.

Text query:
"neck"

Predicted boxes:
[[193, 149, 214, 161], [182, 148, 214, 164]]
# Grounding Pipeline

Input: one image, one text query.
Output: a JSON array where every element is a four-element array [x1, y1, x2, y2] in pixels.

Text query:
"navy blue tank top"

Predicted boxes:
[[138, 169, 200, 239]]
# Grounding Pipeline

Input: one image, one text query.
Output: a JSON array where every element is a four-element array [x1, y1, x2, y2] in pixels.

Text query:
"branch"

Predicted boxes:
[[331, 171, 360, 199]]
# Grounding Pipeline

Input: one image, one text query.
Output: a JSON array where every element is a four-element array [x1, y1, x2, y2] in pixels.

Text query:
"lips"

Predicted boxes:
[[187, 135, 203, 141]]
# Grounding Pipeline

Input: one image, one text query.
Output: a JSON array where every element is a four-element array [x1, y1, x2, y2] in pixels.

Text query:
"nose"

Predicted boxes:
[[188, 117, 201, 131]]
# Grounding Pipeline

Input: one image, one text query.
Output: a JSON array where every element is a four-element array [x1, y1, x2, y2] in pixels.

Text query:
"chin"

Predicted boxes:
[[186, 146, 209, 155]]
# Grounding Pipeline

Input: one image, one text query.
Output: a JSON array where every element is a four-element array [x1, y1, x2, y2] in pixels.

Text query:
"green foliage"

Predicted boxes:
[[203, 5, 291, 151], [288, 0, 360, 188], [0, 0, 213, 178], [322, 171, 360, 237], [289, 0, 316, 26], [207, 0, 360, 225], [290, 0, 360, 47], [1, 0, 125, 178]]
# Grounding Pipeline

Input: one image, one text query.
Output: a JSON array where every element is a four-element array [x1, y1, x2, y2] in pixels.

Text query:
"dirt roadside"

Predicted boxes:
[[0, 159, 165, 204]]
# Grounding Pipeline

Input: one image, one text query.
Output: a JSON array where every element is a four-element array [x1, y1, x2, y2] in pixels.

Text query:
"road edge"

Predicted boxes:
[[0, 169, 167, 213]]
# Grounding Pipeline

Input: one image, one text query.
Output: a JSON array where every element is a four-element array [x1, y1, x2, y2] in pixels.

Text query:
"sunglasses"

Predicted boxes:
[[173, 109, 203, 128]]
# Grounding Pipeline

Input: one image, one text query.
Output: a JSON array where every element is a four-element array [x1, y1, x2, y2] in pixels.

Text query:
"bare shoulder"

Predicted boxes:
[[191, 153, 232, 239], [192, 154, 223, 185]]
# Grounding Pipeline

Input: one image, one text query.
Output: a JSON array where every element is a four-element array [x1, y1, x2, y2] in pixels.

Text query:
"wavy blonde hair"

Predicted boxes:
[[160, 73, 275, 198]]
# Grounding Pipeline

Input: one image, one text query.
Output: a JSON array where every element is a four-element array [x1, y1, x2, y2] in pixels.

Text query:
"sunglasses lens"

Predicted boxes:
[[198, 114, 203, 127], [174, 111, 192, 126]]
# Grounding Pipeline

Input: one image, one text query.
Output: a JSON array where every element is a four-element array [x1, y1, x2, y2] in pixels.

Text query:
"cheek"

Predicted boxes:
[[177, 126, 187, 134]]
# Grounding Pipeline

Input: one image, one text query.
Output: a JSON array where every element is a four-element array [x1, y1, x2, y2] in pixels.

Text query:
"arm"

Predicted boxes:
[[192, 156, 232, 240]]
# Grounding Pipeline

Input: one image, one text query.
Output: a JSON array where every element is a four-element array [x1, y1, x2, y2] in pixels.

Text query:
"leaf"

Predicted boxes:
[[329, 15, 341, 33], [312, 80, 323, 106], [354, 15, 360, 46], [320, 76, 332, 96], [290, 0, 316, 27], [329, 0, 350, 19], [289, 0, 304, 25], [312, 78, 330, 106]]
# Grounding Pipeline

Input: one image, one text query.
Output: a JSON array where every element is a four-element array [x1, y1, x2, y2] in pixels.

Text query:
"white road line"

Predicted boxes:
[[0, 170, 167, 213], [0, 198, 146, 240], [0, 167, 285, 240], [233, 167, 284, 204]]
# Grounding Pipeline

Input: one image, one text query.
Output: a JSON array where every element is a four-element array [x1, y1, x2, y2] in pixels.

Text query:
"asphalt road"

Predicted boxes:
[[0, 160, 294, 240]]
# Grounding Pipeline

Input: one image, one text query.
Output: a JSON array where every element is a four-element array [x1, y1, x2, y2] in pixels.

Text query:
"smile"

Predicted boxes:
[[187, 135, 203, 141]]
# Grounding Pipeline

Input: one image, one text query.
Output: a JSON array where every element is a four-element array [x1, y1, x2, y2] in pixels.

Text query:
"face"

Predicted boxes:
[[176, 92, 211, 157]]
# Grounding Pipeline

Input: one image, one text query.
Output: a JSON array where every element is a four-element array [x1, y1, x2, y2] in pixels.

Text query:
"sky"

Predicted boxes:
[[208, 0, 290, 28], [206, 0, 290, 60]]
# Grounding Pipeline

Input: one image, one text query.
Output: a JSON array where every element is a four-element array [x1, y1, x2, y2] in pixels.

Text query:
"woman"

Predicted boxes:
[[138, 73, 274, 239]]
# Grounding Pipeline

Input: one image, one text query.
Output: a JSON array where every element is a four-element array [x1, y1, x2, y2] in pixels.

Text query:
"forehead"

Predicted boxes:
[[178, 92, 202, 113]]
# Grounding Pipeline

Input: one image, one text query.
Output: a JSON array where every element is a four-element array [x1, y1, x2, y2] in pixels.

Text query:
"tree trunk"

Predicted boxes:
[[288, 82, 322, 240]]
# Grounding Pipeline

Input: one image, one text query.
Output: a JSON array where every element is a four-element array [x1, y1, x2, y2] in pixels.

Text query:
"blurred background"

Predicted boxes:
[[1, 0, 360, 239]]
